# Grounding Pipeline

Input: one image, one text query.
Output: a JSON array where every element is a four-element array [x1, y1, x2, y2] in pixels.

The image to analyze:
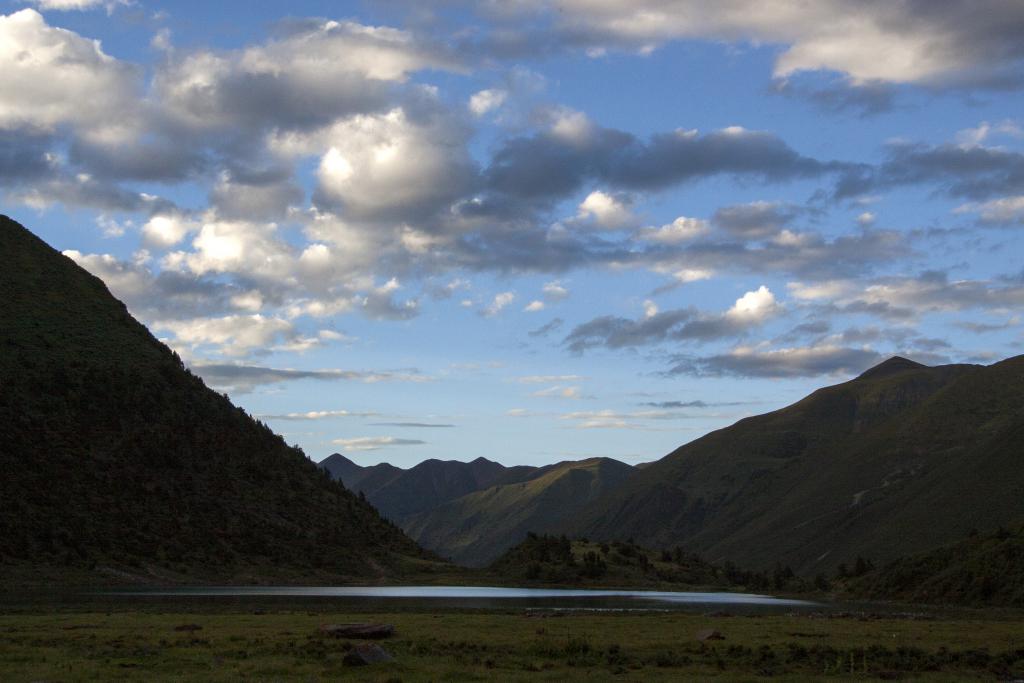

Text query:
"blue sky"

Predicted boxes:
[[2, 0, 1023, 467]]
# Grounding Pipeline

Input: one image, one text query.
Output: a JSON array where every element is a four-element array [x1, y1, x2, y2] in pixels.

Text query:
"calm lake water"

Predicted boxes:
[[106, 586, 816, 612]]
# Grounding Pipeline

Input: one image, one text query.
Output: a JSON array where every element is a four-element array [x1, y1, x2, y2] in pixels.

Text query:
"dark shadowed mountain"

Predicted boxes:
[[319, 453, 403, 496], [404, 457, 636, 566], [320, 454, 530, 521], [564, 355, 1024, 575], [321, 453, 636, 566], [0, 216, 432, 583]]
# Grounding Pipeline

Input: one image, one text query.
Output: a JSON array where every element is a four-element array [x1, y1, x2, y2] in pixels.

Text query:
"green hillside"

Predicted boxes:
[[403, 457, 635, 566], [0, 216, 433, 584], [846, 524, 1024, 607], [487, 534, 813, 593], [567, 356, 1024, 575]]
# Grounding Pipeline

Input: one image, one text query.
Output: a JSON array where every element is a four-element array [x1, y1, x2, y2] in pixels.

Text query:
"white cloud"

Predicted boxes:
[[532, 385, 582, 399], [524, 300, 545, 312], [483, 291, 516, 316], [515, 374, 586, 384], [169, 218, 295, 281], [262, 409, 379, 420], [726, 285, 779, 321], [575, 190, 634, 229], [27, 0, 128, 11], [468, 88, 508, 116], [542, 280, 570, 301], [955, 119, 1023, 146], [95, 214, 130, 238], [643, 299, 659, 318], [0, 10, 137, 132], [313, 108, 476, 219], [639, 216, 708, 243], [955, 195, 1024, 224], [550, 0, 1023, 86], [330, 436, 426, 451], [154, 314, 296, 356], [142, 213, 195, 247], [787, 280, 852, 301]]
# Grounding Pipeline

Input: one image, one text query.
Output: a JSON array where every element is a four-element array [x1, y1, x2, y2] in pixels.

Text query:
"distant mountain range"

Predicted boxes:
[[0, 216, 430, 583], [321, 453, 634, 565], [331, 354, 1024, 573]]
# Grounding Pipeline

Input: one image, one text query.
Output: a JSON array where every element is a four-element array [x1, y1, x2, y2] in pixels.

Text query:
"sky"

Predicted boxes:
[[2, 0, 1023, 468]]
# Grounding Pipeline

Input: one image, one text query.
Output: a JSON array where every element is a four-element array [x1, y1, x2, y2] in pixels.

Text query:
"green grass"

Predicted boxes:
[[1, 601, 1023, 681]]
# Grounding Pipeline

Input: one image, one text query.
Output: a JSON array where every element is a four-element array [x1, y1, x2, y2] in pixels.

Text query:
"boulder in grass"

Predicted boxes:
[[319, 622, 395, 639], [174, 624, 203, 632], [696, 628, 725, 642], [342, 643, 394, 666]]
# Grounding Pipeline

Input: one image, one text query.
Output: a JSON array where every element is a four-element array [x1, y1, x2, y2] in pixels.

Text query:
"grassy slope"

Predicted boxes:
[[0, 216, 435, 584], [847, 525, 1024, 607], [404, 458, 636, 566], [570, 357, 1024, 576]]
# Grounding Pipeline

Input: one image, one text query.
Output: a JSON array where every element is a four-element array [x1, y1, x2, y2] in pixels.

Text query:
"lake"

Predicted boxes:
[[105, 585, 817, 612]]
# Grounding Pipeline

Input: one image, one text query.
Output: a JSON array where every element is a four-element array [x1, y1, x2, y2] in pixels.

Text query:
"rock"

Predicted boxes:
[[319, 622, 395, 639], [342, 643, 394, 666], [173, 624, 203, 632], [696, 628, 725, 642]]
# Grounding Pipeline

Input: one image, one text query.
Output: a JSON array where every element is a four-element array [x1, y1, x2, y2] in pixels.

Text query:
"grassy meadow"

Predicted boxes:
[[2, 597, 1023, 681]]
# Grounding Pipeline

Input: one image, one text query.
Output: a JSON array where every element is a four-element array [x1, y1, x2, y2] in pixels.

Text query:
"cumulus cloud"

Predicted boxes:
[[712, 201, 801, 238], [468, 88, 508, 115], [483, 291, 516, 316], [837, 140, 1024, 201], [638, 216, 708, 244], [574, 190, 635, 229], [154, 19, 452, 134], [955, 195, 1024, 225], [564, 285, 780, 352], [0, 10, 138, 132], [142, 213, 195, 247], [540, 1, 1024, 89], [485, 123, 839, 204], [542, 280, 569, 300], [311, 107, 478, 220], [789, 271, 1024, 319], [154, 314, 299, 356]]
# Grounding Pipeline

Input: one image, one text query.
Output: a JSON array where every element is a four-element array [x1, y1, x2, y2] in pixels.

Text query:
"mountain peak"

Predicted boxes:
[[321, 452, 356, 467], [856, 356, 927, 381]]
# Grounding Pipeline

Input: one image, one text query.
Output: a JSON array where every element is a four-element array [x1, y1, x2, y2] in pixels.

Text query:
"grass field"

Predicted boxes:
[[2, 598, 1022, 681]]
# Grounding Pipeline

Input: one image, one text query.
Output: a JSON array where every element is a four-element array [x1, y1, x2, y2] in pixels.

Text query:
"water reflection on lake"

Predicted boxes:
[[107, 586, 816, 612]]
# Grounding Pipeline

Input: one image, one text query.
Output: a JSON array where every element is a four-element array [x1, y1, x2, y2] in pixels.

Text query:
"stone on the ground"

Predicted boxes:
[[173, 624, 202, 632], [696, 628, 725, 642], [342, 643, 394, 666]]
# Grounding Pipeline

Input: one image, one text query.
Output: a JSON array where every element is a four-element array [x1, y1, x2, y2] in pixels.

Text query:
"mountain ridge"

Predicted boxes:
[[0, 216, 432, 583], [563, 354, 1023, 574]]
